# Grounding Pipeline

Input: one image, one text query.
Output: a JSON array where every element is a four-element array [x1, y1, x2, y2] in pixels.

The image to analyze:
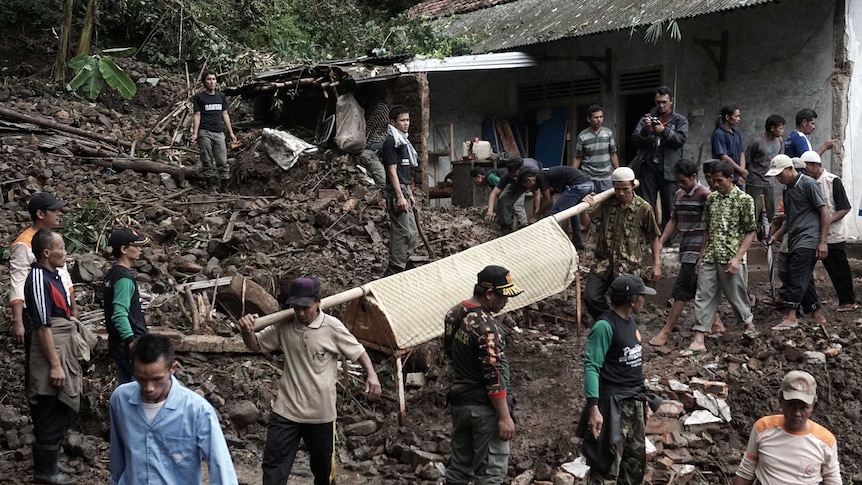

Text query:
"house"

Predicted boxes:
[[409, 0, 862, 237]]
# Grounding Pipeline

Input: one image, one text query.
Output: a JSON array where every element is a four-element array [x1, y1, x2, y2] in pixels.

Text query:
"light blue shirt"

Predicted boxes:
[[110, 375, 238, 485]]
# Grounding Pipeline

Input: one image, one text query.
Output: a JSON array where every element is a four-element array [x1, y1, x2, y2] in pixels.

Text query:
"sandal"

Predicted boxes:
[[771, 322, 799, 331]]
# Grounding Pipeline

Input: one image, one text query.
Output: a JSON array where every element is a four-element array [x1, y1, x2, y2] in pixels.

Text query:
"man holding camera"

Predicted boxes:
[[632, 86, 689, 229]]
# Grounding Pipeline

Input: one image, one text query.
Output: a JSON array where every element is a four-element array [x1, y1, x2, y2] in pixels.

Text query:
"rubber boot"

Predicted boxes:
[[382, 263, 403, 277], [33, 443, 76, 485], [219, 178, 230, 192]]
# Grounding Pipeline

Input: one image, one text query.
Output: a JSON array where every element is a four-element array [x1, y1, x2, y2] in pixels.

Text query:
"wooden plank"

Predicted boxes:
[[222, 211, 240, 243], [92, 327, 256, 353], [396, 356, 407, 426], [175, 277, 233, 292]]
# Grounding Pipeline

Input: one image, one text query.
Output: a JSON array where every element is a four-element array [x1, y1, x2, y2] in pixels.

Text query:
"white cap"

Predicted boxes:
[[766, 154, 794, 177], [800, 150, 821, 164], [612, 167, 636, 182]]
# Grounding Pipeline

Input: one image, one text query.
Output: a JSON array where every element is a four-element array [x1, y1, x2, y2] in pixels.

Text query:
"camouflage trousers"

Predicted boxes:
[[587, 399, 645, 485]]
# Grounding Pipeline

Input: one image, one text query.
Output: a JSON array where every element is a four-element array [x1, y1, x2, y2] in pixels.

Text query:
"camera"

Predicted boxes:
[[645, 114, 661, 126]]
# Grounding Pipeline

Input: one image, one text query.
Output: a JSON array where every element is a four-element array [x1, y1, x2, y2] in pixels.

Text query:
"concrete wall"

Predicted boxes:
[[427, 0, 850, 221], [844, 0, 862, 239]]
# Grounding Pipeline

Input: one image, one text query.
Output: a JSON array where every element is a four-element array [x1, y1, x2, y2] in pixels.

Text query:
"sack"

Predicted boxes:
[[335, 92, 366, 153], [71, 319, 97, 363]]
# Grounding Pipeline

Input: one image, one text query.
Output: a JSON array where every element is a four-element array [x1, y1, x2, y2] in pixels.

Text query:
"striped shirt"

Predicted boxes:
[[735, 415, 841, 485], [575, 127, 617, 180], [673, 182, 710, 264], [23, 263, 71, 329]]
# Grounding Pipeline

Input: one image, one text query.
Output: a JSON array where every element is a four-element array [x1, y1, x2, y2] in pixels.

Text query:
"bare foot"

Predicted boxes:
[[710, 315, 726, 334], [811, 309, 827, 325], [649, 331, 671, 346]]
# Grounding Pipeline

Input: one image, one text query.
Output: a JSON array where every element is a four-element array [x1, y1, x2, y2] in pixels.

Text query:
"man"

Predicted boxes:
[[25, 229, 82, 485], [632, 86, 689, 228], [104, 228, 151, 384], [577, 274, 660, 484], [745, 115, 785, 225], [573, 104, 620, 193], [110, 333, 237, 485], [802, 150, 856, 311], [239, 277, 381, 485], [767, 154, 830, 331], [582, 167, 662, 320], [681, 161, 756, 355], [9, 192, 78, 345], [650, 160, 723, 347], [486, 157, 542, 234], [472, 166, 527, 226], [443, 265, 523, 485], [518, 165, 593, 248], [192, 71, 238, 192], [785, 108, 834, 158], [711, 105, 746, 184], [382, 105, 418, 275], [732, 370, 841, 485]]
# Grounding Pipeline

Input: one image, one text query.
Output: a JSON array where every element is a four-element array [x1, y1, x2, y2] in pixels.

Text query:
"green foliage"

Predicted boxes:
[[67, 49, 137, 100], [2, 0, 62, 32], [92, 0, 471, 75], [643, 19, 682, 44], [62, 200, 112, 254]]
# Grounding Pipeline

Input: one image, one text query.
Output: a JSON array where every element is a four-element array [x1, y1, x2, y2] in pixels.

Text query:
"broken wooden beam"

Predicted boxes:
[[0, 105, 139, 150]]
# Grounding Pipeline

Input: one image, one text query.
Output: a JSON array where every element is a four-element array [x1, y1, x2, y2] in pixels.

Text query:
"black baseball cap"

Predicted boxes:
[[609, 274, 656, 298], [287, 277, 321, 306], [108, 228, 150, 255], [477, 265, 524, 297], [28, 192, 68, 213]]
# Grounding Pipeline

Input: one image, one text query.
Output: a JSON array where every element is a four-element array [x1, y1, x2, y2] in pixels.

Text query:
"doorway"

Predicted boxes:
[[619, 91, 655, 165]]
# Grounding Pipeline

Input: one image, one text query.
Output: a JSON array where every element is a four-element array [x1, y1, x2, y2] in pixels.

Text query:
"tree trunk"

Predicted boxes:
[[54, 0, 75, 84], [0, 105, 136, 149], [77, 0, 98, 57]]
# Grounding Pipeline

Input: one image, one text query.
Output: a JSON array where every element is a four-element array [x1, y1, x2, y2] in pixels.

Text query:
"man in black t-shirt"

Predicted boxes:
[[381, 106, 418, 275], [192, 71, 238, 192], [518, 166, 593, 248]]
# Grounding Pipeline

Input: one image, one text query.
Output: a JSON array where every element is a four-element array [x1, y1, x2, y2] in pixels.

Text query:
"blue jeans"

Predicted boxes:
[[550, 182, 593, 240]]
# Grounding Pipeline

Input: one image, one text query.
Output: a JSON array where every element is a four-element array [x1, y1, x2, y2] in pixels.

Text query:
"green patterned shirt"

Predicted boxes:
[[590, 195, 660, 277], [702, 188, 756, 264]]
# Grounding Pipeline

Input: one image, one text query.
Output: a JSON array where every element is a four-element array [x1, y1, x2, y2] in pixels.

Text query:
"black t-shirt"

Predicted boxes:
[[495, 158, 542, 190], [193, 91, 228, 132], [536, 166, 591, 193], [382, 136, 412, 185]]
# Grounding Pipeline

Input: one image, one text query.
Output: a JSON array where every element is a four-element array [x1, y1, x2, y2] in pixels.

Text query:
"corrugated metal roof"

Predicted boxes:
[[432, 0, 777, 53]]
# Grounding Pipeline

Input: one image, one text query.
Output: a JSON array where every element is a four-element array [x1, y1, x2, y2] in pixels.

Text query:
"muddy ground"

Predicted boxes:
[[2, 39, 862, 484]]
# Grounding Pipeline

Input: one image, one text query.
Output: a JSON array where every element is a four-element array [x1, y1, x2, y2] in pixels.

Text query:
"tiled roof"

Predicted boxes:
[[412, 0, 777, 52]]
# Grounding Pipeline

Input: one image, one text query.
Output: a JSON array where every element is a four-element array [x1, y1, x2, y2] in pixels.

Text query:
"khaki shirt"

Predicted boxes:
[[255, 311, 365, 423]]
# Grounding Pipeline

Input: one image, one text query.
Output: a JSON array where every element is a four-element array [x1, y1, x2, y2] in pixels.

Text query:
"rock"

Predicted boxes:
[[344, 420, 378, 437], [656, 399, 685, 417], [65, 432, 97, 461], [226, 400, 261, 428], [663, 447, 693, 463], [5, 430, 21, 450], [783, 345, 804, 362], [553, 471, 575, 485], [535, 461, 554, 480], [405, 372, 425, 388], [436, 438, 452, 455], [417, 462, 445, 480], [645, 417, 683, 435], [511, 469, 535, 485], [0, 405, 27, 430], [803, 351, 827, 364], [689, 378, 728, 399], [516, 459, 533, 472], [400, 448, 444, 467]]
